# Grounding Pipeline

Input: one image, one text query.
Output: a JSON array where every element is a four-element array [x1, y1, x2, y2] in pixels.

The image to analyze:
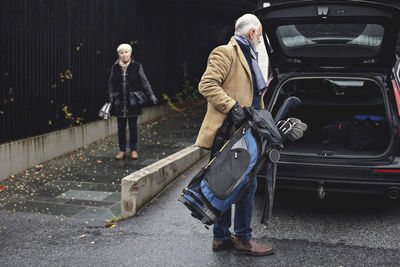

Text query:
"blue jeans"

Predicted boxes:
[[213, 176, 257, 241], [117, 117, 138, 152]]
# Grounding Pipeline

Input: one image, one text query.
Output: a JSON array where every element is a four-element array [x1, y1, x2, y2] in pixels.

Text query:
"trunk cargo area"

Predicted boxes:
[[272, 78, 391, 157]]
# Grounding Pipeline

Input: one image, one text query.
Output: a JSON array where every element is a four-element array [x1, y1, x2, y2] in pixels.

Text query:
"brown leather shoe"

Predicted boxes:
[[212, 238, 234, 252], [232, 235, 274, 256], [115, 151, 126, 160], [130, 151, 139, 160]]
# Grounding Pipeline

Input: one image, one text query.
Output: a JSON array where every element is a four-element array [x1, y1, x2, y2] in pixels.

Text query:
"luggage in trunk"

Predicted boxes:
[[272, 78, 390, 156]]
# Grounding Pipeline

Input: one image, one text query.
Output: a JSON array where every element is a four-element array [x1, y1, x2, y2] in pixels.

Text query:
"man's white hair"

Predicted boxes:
[[234, 14, 261, 36], [117, 43, 132, 53]]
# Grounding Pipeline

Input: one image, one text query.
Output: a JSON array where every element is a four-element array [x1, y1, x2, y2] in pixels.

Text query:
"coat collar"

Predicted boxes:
[[113, 58, 137, 71], [229, 37, 252, 80]]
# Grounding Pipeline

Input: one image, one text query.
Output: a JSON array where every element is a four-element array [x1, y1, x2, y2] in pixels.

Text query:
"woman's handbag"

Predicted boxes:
[[133, 90, 147, 105], [99, 102, 111, 120]]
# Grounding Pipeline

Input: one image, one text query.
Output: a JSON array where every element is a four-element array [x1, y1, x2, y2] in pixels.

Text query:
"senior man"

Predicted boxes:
[[195, 14, 274, 256]]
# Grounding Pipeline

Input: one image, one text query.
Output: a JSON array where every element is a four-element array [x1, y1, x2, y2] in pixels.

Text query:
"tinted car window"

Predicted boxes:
[[277, 24, 384, 48]]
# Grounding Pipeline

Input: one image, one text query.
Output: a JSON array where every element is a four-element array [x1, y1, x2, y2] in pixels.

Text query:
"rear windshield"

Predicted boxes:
[[277, 24, 384, 48]]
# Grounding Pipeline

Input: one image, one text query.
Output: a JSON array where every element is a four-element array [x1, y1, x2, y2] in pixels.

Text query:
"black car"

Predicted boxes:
[[255, 0, 400, 198]]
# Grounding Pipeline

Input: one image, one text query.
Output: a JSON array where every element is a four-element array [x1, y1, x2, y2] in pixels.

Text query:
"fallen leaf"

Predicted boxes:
[[96, 160, 102, 163], [105, 222, 117, 228], [35, 165, 43, 170], [79, 235, 86, 239], [0, 186, 6, 191]]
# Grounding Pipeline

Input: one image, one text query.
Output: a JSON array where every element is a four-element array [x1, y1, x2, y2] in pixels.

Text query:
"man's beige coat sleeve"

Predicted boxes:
[[198, 46, 237, 114]]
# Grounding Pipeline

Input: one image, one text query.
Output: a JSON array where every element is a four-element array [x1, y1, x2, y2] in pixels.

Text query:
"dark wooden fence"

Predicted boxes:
[[0, 0, 255, 143]]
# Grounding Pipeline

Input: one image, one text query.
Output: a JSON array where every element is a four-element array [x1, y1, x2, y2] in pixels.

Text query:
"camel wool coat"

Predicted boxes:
[[195, 37, 265, 149]]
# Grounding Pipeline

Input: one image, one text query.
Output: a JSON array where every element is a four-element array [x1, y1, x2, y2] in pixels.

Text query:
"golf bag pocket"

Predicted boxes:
[[204, 148, 250, 200], [201, 128, 258, 211]]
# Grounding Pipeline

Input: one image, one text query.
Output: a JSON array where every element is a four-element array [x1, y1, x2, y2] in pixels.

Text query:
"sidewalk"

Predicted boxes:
[[0, 102, 206, 221]]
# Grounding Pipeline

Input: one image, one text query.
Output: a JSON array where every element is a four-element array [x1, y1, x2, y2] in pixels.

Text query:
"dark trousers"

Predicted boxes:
[[117, 117, 138, 152], [213, 177, 257, 241]]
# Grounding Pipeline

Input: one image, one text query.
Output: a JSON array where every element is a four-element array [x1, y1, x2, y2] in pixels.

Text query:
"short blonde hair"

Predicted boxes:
[[117, 43, 132, 53]]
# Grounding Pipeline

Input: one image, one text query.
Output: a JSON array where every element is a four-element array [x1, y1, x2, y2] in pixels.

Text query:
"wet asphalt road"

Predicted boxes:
[[1, 156, 400, 266]]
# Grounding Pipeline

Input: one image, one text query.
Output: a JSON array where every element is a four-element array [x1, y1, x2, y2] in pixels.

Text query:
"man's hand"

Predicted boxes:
[[150, 95, 158, 105], [229, 102, 247, 127]]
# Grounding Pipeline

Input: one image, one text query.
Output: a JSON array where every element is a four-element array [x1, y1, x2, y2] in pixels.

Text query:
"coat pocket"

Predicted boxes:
[[128, 91, 137, 105], [112, 92, 120, 105], [132, 90, 147, 105]]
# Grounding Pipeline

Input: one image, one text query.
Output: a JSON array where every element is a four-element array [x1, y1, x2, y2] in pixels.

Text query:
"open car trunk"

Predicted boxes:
[[255, 1, 400, 74], [272, 77, 391, 157]]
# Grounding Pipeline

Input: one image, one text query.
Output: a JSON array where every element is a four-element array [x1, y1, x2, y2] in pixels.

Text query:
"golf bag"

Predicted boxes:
[[179, 97, 306, 226], [179, 108, 285, 226]]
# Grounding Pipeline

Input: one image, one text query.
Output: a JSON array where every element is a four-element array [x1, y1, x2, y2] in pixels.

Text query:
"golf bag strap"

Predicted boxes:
[[210, 118, 234, 160]]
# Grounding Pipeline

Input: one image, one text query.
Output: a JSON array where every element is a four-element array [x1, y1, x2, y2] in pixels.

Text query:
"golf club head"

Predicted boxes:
[[288, 118, 308, 131], [276, 117, 308, 141]]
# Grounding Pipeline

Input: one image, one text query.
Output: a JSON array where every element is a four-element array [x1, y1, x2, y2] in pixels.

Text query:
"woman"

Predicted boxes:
[[109, 43, 158, 160]]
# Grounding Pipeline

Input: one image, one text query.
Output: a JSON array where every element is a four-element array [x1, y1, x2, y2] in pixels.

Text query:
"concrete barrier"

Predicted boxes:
[[0, 104, 171, 181], [121, 145, 209, 218]]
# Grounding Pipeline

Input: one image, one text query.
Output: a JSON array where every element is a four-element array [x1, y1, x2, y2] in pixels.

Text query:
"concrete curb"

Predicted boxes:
[[121, 145, 209, 218], [0, 104, 171, 181]]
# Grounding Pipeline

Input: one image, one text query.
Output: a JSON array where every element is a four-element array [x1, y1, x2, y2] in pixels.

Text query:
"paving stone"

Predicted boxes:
[[110, 202, 122, 217], [57, 174, 95, 182], [0, 195, 31, 208], [36, 187, 68, 198], [56, 190, 113, 201], [72, 207, 115, 221], [103, 192, 121, 203], [64, 199, 115, 207], [77, 175, 123, 184], [45, 181, 120, 192], [27, 196, 70, 204], [2, 201, 86, 216]]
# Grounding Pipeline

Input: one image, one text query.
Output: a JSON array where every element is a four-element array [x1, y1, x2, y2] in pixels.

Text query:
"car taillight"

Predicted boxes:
[[391, 80, 400, 156], [391, 79, 400, 117], [262, 76, 274, 99]]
